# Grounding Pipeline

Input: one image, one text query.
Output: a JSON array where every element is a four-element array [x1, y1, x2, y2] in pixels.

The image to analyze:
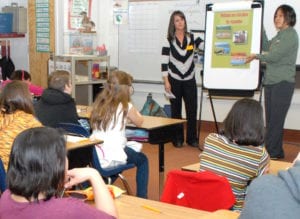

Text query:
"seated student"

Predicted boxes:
[[34, 70, 90, 168], [0, 127, 117, 219], [199, 98, 270, 211], [239, 153, 300, 219], [90, 70, 149, 198], [34, 70, 80, 127], [0, 81, 42, 171], [1, 70, 44, 96]]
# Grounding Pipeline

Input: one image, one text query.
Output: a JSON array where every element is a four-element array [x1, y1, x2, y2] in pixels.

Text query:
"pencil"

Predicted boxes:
[[141, 204, 162, 213]]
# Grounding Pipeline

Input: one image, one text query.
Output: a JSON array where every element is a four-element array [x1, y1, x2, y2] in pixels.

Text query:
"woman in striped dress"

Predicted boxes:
[[199, 98, 270, 211], [161, 10, 203, 148]]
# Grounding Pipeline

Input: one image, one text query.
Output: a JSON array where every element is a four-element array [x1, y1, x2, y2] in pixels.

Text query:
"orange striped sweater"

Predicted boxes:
[[0, 111, 42, 171]]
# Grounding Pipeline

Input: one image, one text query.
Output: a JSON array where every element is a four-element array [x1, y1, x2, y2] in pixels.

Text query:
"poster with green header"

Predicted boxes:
[[211, 10, 253, 69]]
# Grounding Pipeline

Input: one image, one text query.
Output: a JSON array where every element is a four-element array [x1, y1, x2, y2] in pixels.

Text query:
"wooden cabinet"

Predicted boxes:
[[53, 55, 110, 105]]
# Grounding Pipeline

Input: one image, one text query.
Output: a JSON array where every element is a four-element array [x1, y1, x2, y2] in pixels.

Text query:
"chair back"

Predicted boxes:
[[92, 147, 135, 179], [56, 122, 90, 137], [160, 170, 235, 212], [56, 123, 92, 170], [0, 158, 6, 193]]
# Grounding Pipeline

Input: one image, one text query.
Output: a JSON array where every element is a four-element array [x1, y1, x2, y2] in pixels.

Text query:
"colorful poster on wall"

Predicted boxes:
[[68, 0, 91, 30], [211, 10, 253, 69]]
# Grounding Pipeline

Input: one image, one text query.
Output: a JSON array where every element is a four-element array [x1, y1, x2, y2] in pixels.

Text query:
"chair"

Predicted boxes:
[[0, 158, 6, 193], [160, 170, 235, 212], [56, 122, 134, 195]]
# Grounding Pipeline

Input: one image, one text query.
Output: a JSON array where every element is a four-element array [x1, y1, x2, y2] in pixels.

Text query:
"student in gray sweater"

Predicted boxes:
[[239, 153, 300, 219], [246, 5, 299, 159]]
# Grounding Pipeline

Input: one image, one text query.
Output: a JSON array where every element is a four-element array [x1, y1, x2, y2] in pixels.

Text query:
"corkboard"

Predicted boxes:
[[28, 0, 55, 88]]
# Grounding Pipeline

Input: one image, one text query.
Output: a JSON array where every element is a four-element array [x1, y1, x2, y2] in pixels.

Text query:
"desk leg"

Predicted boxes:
[[158, 142, 164, 197]]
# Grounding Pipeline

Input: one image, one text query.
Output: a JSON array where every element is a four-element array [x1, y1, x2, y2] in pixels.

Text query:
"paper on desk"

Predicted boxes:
[[66, 135, 88, 143], [165, 91, 176, 99]]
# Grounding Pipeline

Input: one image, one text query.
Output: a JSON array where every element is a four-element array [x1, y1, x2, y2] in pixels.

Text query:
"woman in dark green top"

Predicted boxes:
[[246, 5, 299, 159]]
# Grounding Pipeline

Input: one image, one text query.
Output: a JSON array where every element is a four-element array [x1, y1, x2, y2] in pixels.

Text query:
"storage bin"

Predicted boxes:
[[0, 13, 13, 33], [2, 3, 27, 33]]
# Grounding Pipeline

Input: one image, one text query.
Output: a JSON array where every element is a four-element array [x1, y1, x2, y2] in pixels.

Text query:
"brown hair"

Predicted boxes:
[[10, 70, 31, 81], [48, 70, 70, 92], [90, 70, 133, 131], [167, 10, 188, 41], [222, 98, 264, 146], [0, 80, 34, 114]]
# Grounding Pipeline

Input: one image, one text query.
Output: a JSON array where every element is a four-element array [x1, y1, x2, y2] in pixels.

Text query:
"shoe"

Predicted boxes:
[[187, 141, 199, 148], [172, 141, 183, 148]]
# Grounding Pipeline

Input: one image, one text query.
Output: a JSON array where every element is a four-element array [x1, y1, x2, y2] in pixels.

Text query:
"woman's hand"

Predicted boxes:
[[245, 54, 257, 63], [163, 77, 171, 93]]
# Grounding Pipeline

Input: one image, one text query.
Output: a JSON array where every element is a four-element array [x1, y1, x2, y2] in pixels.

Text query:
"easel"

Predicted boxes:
[[197, 69, 264, 140], [197, 0, 264, 140]]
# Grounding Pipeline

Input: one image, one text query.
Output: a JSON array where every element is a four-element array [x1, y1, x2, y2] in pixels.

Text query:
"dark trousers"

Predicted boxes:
[[264, 81, 294, 158], [169, 76, 198, 143]]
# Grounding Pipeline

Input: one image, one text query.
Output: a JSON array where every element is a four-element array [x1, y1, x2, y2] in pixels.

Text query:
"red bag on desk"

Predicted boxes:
[[160, 170, 235, 212]]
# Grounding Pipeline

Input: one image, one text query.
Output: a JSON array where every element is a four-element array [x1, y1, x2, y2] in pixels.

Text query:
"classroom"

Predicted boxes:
[[0, 0, 300, 218]]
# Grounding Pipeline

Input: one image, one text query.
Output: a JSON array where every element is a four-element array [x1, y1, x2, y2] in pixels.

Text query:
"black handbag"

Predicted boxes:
[[0, 56, 15, 80]]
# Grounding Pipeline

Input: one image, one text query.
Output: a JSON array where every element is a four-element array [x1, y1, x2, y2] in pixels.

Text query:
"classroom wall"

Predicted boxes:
[[94, 0, 300, 130], [7, 0, 300, 130]]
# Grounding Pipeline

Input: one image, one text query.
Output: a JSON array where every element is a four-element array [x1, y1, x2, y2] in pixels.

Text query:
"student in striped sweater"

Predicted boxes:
[[161, 10, 203, 148], [199, 98, 270, 211]]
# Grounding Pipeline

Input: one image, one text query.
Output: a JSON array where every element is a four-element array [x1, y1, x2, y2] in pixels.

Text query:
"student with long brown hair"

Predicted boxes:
[[90, 70, 149, 198], [0, 81, 42, 170]]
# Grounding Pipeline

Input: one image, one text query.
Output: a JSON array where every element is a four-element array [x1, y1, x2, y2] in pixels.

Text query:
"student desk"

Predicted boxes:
[[126, 116, 186, 195], [181, 160, 293, 175], [66, 138, 103, 151], [114, 195, 239, 219], [76, 105, 186, 196]]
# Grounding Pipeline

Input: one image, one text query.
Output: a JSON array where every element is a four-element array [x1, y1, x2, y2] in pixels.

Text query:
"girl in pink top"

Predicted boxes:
[[1, 70, 44, 96]]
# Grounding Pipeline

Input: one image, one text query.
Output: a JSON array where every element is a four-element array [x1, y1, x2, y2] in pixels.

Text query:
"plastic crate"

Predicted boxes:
[[2, 3, 27, 33]]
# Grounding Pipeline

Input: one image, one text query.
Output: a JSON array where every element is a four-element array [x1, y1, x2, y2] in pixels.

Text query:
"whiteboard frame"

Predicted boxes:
[[203, 1, 263, 90]]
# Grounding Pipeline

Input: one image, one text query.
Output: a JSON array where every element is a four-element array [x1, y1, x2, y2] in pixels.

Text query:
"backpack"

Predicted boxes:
[[0, 56, 15, 80], [140, 93, 168, 117]]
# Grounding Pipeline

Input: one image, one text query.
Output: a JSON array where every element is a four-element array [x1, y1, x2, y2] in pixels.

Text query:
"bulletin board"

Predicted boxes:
[[203, 1, 263, 90]]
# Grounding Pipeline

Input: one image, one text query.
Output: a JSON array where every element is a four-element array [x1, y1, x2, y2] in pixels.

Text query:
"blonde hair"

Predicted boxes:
[[48, 70, 70, 91], [90, 70, 133, 131]]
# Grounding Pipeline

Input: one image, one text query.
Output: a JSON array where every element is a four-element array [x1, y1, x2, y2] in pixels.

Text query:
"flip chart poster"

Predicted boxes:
[[211, 10, 253, 69]]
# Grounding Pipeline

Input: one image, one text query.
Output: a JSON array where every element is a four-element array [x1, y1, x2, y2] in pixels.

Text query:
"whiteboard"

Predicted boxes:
[[118, 0, 300, 83], [118, 0, 204, 82]]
